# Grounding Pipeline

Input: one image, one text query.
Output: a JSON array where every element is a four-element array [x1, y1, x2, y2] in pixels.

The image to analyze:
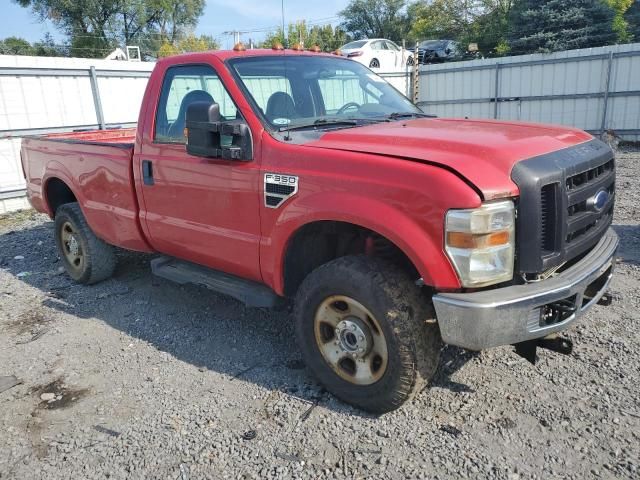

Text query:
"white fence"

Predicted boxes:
[[413, 43, 640, 142], [1, 44, 639, 213], [0, 55, 153, 213]]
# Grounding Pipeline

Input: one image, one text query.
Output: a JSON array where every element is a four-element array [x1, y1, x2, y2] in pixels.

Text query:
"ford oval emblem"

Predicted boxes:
[[591, 189, 609, 212]]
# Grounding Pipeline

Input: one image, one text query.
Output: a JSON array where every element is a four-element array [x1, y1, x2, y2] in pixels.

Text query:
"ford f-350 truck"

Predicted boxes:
[[21, 46, 617, 413]]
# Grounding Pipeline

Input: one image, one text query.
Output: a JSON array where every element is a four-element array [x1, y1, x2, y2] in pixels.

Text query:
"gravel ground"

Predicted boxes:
[[1, 146, 639, 480]]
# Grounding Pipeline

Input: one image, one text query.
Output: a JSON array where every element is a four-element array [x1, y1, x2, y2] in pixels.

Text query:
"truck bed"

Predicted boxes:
[[37, 127, 137, 146], [21, 127, 151, 252]]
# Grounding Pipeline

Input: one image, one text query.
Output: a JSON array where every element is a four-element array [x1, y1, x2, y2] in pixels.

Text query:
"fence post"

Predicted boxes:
[[412, 42, 420, 104], [89, 66, 106, 130], [493, 63, 500, 119], [600, 51, 614, 136]]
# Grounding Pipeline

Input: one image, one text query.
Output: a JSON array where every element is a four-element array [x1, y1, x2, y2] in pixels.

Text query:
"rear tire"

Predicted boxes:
[[369, 58, 380, 69], [54, 203, 116, 284], [294, 255, 441, 413]]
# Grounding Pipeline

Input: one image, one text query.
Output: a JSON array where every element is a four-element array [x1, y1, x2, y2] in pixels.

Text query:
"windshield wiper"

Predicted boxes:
[[279, 118, 359, 132], [384, 112, 437, 120]]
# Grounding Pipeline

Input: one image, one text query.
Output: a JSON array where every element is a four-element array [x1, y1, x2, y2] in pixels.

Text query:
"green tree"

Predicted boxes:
[[339, 0, 410, 41], [409, 0, 515, 57], [0, 34, 62, 56], [261, 23, 350, 51], [14, 0, 205, 58], [0, 37, 35, 55], [157, 34, 219, 57], [32, 34, 63, 56], [626, 0, 640, 40], [508, 0, 617, 55], [408, 0, 470, 42], [604, 0, 634, 42]]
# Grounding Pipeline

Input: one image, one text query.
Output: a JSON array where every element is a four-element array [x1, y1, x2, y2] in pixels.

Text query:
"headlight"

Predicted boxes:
[[445, 200, 515, 287]]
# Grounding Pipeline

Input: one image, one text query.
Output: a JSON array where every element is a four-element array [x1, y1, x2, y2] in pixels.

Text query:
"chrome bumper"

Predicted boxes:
[[433, 228, 618, 350]]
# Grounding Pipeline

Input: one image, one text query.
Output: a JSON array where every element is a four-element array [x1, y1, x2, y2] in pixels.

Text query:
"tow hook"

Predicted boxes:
[[513, 334, 574, 364], [597, 292, 613, 306]]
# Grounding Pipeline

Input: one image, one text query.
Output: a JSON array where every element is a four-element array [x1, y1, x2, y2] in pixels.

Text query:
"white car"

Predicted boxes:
[[339, 39, 414, 71]]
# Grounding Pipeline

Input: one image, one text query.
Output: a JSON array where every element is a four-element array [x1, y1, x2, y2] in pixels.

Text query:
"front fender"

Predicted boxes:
[[261, 191, 462, 295]]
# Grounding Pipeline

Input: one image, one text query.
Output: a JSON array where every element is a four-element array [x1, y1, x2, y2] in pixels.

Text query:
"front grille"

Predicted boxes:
[[512, 139, 615, 274], [566, 159, 614, 191], [540, 183, 558, 253]]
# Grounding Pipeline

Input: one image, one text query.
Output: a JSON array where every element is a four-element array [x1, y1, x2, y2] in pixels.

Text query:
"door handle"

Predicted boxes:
[[142, 160, 154, 186]]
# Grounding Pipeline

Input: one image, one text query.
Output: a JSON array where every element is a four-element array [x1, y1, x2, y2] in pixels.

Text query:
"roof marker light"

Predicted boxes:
[[233, 42, 246, 52]]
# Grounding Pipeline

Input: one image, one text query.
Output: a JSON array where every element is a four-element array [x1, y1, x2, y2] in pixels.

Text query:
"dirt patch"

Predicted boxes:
[[7, 309, 52, 336], [0, 209, 39, 229], [31, 378, 90, 411]]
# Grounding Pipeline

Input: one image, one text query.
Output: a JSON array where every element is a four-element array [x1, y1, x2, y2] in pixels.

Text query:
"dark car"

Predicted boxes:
[[414, 39, 460, 64]]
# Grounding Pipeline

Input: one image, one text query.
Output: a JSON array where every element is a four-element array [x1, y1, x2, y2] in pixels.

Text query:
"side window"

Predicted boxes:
[[155, 65, 239, 144], [385, 41, 400, 51]]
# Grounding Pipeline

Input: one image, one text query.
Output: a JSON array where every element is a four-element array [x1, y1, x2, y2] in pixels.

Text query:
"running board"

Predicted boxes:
[[150, 256, 282, 308]]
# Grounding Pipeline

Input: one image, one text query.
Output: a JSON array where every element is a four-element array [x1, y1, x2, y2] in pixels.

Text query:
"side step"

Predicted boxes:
[[151, 256, 282, 308]]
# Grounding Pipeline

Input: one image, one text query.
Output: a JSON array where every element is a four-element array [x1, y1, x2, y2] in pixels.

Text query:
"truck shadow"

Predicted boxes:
[[2, 219, 474, 416], [612, 224, 640, 266]]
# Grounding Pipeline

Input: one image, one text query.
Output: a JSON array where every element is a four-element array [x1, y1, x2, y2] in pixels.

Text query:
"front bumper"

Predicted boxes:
[[432, 228, 618, 350]]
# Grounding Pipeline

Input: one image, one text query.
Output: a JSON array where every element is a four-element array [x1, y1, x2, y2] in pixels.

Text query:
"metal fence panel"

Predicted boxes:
[[416, 43, 640, 141], [0, 55, 153, 200]]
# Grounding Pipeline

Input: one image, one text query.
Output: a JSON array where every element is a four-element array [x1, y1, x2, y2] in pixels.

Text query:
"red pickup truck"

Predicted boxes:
[[21, 47, 618, 413]]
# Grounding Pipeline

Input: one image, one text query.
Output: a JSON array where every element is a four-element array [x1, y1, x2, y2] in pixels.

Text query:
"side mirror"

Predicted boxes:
[[186, 101, 221, 158], [186, 101, 253, 161]]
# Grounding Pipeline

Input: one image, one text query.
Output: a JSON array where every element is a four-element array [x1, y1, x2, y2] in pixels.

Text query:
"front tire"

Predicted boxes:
[[54, 203, 116, 284], [294, 255, 441, 413]]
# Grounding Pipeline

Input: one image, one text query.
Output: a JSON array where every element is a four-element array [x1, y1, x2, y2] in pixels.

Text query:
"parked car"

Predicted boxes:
[[414, 39, 461, 64], [339, 39, 414, 70], [22, 47, 618, 413]]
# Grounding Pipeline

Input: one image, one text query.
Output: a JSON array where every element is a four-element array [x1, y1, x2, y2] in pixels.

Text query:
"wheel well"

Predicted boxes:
[[46, 178, 77, 216], [283, 221, 419, 297]]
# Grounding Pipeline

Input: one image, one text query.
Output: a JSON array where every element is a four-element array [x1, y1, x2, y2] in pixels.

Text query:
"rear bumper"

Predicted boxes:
[[432, 228, 618, 350]]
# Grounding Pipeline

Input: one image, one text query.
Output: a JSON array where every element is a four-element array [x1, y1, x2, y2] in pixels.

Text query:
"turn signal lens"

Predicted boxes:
[[447, 231, 511, 249]]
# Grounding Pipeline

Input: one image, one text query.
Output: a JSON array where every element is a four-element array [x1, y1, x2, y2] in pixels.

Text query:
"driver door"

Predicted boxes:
[[136, 64, 262, 281]]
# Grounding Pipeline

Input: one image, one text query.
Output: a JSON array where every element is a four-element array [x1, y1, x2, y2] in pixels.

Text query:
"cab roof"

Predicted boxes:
[[157, 48, 338, 65]]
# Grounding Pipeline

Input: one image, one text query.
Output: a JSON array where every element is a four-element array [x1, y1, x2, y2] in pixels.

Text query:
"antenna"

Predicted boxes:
[[281, 0, 285, 45], [281, 0, 292, 141]]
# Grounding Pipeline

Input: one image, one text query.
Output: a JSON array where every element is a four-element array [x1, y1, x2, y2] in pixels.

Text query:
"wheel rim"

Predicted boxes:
[[314, 295, 388, 385], [60, 221, 84, 273]]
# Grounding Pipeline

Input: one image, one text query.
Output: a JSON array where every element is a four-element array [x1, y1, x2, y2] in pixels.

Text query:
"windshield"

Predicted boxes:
[[228, 55, 421, 130], [341, 40, 367, 50]]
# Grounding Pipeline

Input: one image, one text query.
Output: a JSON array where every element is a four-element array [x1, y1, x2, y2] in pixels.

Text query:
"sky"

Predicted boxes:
[[0, 0, 349, 49]]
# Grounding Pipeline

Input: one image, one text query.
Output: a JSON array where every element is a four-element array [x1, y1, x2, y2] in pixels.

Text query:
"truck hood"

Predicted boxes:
[[307, 118, 593, 199]]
